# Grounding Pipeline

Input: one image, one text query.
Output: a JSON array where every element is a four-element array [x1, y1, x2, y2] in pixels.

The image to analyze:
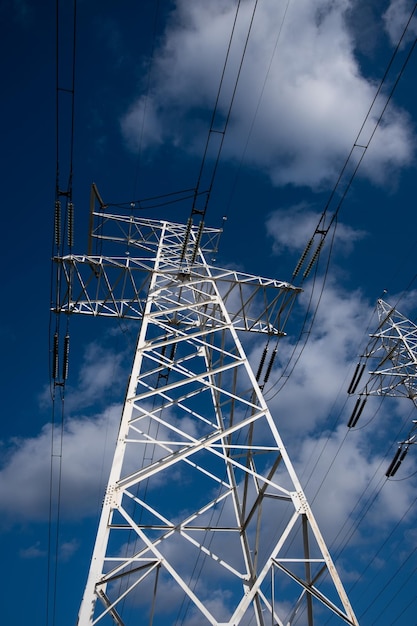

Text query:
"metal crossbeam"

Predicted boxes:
[[347, 299, 417, 475], [348, 299, 417, 400], [64, 216, 359, 626], [55, 216, 300, 335]]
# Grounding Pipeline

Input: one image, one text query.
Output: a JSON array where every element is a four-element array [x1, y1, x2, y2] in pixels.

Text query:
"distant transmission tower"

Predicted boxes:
[[54, 192, 359, 626], [347, 299, 417, 476]]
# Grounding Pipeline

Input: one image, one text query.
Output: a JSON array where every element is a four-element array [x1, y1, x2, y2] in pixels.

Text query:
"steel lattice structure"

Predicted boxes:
[[55, 208, 359, 626], [347, 299, 417, 475]]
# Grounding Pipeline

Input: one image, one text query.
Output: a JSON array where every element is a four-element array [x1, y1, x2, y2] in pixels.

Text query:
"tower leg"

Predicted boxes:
[[76, 221, 358, 626]]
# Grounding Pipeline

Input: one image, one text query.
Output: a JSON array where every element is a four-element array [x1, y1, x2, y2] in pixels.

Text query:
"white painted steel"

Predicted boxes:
[[363, 299, 417, 398], [66, 216, 359, 626]]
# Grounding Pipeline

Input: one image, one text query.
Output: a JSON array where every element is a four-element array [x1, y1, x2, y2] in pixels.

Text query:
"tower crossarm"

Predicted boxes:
[[88, 212, 223, 256], [347, 300, 417, 401], [53, 253, 300, 335], [347, 299, 417, 476], [74, 216, 358, 626]]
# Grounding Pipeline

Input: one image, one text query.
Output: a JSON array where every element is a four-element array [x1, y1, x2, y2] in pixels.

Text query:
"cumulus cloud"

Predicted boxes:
[[19, 541, 47, 559], [298, 426, 416, 546], [266, 203, 366, 255], [383, 0, 417, 45], [260, 280, 371, 439], [121, 0, 415, 188], [65, 341, 126, 411], [0, 404, 120, 525], [247, 213, 417, 554], [38, 339, 127, 412], [0, 341, 133, 526]]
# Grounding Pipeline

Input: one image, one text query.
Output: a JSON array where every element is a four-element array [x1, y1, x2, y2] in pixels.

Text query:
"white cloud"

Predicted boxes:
[[121, 0, 415, 188], [261, 280, 371, 438], [1, 341, 131, 527], [0, 387, 205, 527], [19, 541, 47, 559], [266, 203, 366, 255], [181, 590, 234, 626], [39, 339, 127, 411], [59, 538, 80, 561], [0, 404, 120, 525], [383, 0, 417, 45], [66, 341, 126, 410], [298, 425, 416, 546], [386, 288, 417, 317], [121, 96, 164, 152]]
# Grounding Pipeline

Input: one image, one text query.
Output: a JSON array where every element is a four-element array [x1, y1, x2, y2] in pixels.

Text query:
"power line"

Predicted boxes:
[[47, 1, 78, 625], [130, 0, 161, 201], [262, 2, 417, 413], [292, 2, 417, 284], [191, 0, 260, 222]]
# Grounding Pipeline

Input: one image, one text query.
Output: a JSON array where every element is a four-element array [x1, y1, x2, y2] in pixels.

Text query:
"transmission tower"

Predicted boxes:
[[347, 299, 417, 476], [54, 194, 359, 626]]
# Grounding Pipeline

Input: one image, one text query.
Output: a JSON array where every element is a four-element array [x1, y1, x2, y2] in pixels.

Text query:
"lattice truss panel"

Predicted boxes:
[[349, 299, 417, 400], [347, 299, 417, 475], [58, 216, 358, 626], [55, 214, 298, 335]]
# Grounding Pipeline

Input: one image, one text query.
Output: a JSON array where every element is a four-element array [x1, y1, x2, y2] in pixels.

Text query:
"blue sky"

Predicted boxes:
[[2, 0, 417, 624]]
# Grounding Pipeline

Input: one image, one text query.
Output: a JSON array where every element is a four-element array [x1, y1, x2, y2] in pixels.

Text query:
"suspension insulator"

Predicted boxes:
[[54, 200, 61, 247], [303, 237, 325, 279], [52, 332, 59, 380], [62, 334, 70, 380], [191, 220, 204, 265], [264, 348, 277, 384], [386, 446, 408, 477], [256, 346, 268, 381], [67, 202, 74, 248], [292, 236, 314, 279], [347, 397, 367, 428], [180, 218, 193, 262], [347, 363, 366, 395]]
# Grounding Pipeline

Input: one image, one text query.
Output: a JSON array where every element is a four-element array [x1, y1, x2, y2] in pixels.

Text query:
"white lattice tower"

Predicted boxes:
[[348, 299, 417, 403], [347, 299, 417, 475], [55, 208, 359, 626]]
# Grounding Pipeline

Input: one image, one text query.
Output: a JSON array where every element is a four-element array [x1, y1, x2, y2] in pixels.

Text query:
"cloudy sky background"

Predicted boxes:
[[2, 0, 417, 624]]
